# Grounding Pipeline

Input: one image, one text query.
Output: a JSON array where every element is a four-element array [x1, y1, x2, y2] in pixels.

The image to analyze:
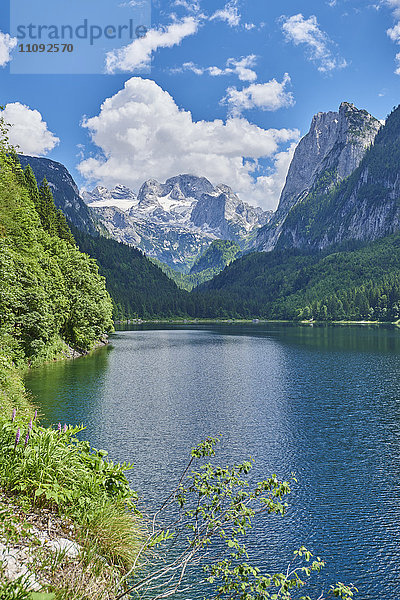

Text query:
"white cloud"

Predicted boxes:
[[387, 21, 400, 41], [177, 54, 258, 81], [105, 17, 199, 73], [210, 0, 241, 27], [78, 77, 299, 209], [173, 0, 201, 13], [118, 0, 146, 7], [222, 73, 295, 116], [384, 0, 400, 18], [0, 32, 17, 68], [2, 103, 59, 156], [383, 1, 400, 72], [280, 13, 347, 72], [251, 142, 298, 208]]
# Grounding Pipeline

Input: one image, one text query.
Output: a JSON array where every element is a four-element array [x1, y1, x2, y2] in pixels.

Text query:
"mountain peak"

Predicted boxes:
[[255, 102, 381, 251]]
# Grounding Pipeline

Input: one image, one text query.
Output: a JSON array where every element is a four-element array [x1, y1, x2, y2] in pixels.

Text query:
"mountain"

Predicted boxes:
[[18, 155, 100, 236], [189, 239, 241, 275], [255, 102, 382, 251], [83, 175, 271, 271], [82, 184, 137, 211], [188, 104, 400, 321], [273, 104, 400, 250], [152, 240, 241, 291]]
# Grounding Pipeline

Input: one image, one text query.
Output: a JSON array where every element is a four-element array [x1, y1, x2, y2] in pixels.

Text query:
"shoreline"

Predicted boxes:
[[114, 318, 399, 327]]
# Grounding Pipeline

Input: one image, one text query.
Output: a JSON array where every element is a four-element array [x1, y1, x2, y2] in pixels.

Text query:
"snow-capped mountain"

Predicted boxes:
[[82, 175, 271, 271], [82, 185, 137, 212]]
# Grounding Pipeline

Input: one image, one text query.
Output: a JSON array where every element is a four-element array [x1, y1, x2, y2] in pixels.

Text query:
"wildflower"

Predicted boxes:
[[14, 428, 20, 449], [33, 410, 37, 421], [24, 430, 30, 448], [28, 419, 33, 431], [63, 424, 67, 433], [57, 423, 62, 433], [11, 409, 16, 422]]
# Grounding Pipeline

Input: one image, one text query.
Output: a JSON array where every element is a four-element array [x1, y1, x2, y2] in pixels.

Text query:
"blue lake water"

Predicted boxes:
[[24, 323, 400, 599]]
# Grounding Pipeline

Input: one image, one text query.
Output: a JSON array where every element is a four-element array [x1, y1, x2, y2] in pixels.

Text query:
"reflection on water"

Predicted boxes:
[[25, 323, 400, 599]]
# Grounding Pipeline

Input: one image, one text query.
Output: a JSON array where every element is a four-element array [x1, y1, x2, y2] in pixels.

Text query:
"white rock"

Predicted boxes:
[[47, 537, 81, 559]]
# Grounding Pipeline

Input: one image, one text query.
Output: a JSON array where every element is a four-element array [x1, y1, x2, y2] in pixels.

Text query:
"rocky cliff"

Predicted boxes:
[[274, 104, 400, 250], [255, 102, 382, 251], [85, 175, 271, 271]]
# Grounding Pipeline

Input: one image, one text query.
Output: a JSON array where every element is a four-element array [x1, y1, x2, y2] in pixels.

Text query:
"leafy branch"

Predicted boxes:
[[115, 437, 357, 600]]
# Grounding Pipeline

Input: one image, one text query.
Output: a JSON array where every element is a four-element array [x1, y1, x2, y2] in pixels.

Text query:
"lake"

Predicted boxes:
[[24, 323, 400, 599]]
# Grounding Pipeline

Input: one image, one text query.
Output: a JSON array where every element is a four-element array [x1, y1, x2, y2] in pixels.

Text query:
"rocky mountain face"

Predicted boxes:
[[273, 104, 400, 250], [85, 175, 271, 271], [255, 102, 382, 251], [82, 185, 137, 212], [18, 156, 100, 236]]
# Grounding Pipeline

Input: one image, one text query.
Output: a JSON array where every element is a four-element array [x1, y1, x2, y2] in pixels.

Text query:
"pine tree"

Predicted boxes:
[[55, 208, 75, 246], [24, 165, 40, 212], [38, 177, 58, 236]]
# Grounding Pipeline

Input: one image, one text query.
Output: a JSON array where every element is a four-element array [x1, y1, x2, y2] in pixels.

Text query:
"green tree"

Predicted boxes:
[[38, 177, 58, 236]]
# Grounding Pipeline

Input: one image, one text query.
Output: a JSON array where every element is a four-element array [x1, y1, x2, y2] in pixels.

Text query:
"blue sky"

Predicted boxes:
[[1, 0, 400, 209]]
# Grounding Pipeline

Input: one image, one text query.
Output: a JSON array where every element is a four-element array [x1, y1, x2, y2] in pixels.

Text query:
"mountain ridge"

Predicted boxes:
[[255, 102, 382, 251], [83, 174, 271, 270]]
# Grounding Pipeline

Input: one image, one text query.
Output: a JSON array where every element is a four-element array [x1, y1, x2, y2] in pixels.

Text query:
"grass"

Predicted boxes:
[[0, 359, 145, 599]]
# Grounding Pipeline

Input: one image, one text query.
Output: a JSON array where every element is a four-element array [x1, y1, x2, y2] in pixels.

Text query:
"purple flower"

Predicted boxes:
[[11, 409, 16, 423], [33, 410, 37, 422], [24, 430, 30, 448], [28, 419, 33, 432], [14, 428, 20, 449], [57, 423, 61, 433], [63, 424, 67, 433]]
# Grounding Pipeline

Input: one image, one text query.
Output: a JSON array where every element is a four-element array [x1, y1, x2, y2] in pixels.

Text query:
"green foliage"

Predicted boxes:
[[71, 225, 191, 320], [0, 150, 113, 363], [116, 438, 356, 600], [0, 409, 143, 572], [0, 417, 134, 516], [23, 168, 75, 246], [152, 240, 241, 291], [190, 239, 241, 275], [0, 578, 30, 600], [191, 234, 400, 321]]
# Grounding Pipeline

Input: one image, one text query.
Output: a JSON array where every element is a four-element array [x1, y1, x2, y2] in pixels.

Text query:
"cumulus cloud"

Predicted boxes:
[[222, 73, 295, 116], [177, 54, 257, 81], [387, 20, 400, 41], [210, 0, 241, 27], [0, 32, 17, 67], [250, 142, 298, 207], [2, 103, 59, 156], [105, 17, 199, 73], [280, 13, 347, 72], [384, 1, 400, 72], [77, 78, 299, 209], [384, 0, 400, 18]]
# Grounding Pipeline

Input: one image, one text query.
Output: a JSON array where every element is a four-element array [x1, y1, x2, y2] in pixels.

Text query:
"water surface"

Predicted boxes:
[[25, 324, 400, 599]]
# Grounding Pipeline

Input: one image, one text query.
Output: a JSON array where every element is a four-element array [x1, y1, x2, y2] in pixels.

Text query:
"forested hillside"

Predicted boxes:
[[152, 240, 241, 291], [0, 145, 113, 366], [71, 226, 191, 319], [194, 235, 400, 320]]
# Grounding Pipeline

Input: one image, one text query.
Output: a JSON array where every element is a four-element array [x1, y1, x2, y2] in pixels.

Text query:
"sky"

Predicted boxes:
[[1, 0, 400, 210]]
